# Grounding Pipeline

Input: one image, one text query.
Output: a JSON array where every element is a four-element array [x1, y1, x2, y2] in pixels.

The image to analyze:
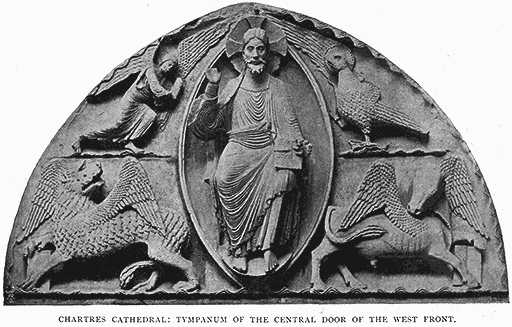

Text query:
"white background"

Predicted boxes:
[[0, 0, 510, 325]]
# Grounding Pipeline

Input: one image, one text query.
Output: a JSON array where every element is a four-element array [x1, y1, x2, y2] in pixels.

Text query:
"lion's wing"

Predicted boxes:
[[17, 160, 68, 243], [88, 157, 164, 230]]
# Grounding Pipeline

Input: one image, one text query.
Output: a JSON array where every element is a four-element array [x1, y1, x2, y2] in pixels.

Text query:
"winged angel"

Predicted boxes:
[[274, 19, 429, 153], [73, 22, 230, 154], [16, 157, 198, 292], [310, 158, 486, 290]]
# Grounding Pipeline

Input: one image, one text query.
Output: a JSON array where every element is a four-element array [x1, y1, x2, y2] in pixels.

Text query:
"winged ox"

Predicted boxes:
[[310, 158, 485, 290]]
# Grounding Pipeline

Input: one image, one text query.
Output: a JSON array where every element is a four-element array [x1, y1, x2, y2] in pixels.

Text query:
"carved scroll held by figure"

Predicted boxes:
[[188, 17, 312, 275], [17, 157, 198, 293], [310, 161, 479, 291], [408, 156, 489, 286], [73, 52, 183, 154]]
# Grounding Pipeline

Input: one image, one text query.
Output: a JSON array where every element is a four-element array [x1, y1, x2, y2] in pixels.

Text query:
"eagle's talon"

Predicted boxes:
[[348, 139, 388, 155]]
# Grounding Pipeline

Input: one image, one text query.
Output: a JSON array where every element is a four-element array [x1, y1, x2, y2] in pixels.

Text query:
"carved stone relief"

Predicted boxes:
[[3, 3, 508, 304]]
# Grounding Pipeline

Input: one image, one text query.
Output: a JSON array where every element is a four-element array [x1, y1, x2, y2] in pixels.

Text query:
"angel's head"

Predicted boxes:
[[324, 45, 355, 74], [158, 52, 179, 77], [242, 28, 269, 75]]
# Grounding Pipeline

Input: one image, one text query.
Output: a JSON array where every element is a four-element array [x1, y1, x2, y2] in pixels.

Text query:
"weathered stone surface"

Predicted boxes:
[[1, 2, 509, 305]]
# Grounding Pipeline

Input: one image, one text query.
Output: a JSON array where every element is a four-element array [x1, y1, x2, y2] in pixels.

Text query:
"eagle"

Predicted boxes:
[[272, 19, 429, 153], [325, 45, 429, 152]]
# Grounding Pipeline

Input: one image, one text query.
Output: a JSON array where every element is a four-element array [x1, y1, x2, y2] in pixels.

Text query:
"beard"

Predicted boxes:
[[245, 59, 267, 75]]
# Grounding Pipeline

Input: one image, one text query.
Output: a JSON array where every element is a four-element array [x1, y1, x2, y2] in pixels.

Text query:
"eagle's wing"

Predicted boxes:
[[441, 156, 489, 239], [270, 18, 338, 83], [338, 161, 389, 231], [361, 79, 381, 104], [88, 157, 164, 230], [87, 41, 160, 102], [17, 160, 68, 243], [372, 101, 425, 133], [177, 22, 231, 78]]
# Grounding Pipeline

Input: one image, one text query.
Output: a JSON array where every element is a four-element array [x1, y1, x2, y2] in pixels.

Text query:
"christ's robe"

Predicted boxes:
[[190, 75, 304, 256]]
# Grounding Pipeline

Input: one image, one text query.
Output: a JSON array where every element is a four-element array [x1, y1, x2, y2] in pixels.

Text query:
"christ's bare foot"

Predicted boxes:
[[232, 256, 247, 274], [264, 250, 279, 274]]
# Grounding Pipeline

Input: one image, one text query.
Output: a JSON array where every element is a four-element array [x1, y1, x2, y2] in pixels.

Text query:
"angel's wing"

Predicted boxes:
[[87, 40, 160, 102], [17, 160, 68, 243], [269, 18, 338, 83], [88, 157, 164, 230], [338, 161, 390, 231], [88, 21, 229, 101], [178, 21, 231, 78], [441, 156, 489, 239]]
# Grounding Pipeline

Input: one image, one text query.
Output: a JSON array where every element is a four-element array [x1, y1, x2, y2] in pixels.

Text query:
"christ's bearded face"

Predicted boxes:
[[243, 38, 268, 75]]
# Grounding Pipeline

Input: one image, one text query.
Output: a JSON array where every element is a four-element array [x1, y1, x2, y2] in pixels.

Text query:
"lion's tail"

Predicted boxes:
[[329, 225, 387, 245]]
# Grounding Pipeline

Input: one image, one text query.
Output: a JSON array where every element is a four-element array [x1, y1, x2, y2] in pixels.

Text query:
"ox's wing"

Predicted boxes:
[[338, 161, 390, 231], [441, 156, 489, 239]]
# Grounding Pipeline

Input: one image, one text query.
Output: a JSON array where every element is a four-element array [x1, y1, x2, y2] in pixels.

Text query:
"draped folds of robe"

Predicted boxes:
[[189, 75, 304, 256], [87, 69, 169, 144]]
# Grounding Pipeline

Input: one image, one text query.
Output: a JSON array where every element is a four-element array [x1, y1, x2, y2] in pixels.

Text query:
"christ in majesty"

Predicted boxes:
[[189, 27, 311, 274]]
